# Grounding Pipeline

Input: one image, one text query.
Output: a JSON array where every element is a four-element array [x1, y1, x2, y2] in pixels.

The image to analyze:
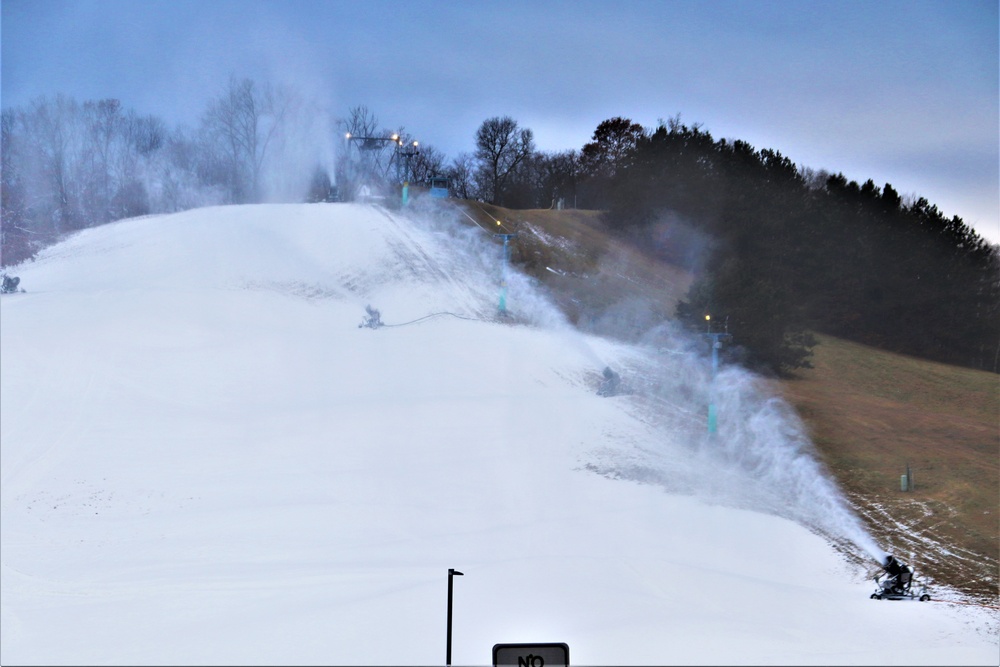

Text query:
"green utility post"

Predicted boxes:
[[705, 315, 732, 434], [397, 140, 419, 206], [901, 462, 914, 492], [495, 232, 517, 315]]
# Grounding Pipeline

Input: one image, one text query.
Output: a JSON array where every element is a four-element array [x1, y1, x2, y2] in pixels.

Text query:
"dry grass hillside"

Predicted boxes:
[[440, 198, 999, 605], [448, 200, 693, 336], [779, 335, 999, 604]]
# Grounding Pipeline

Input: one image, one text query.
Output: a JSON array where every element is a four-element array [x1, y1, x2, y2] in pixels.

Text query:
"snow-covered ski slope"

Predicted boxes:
[[1, 203, 996, 665]]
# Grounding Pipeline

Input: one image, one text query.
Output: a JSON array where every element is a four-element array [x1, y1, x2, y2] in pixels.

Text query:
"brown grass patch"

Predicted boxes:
[[449, 201, 693, 331], [779, 334, 999, 602]]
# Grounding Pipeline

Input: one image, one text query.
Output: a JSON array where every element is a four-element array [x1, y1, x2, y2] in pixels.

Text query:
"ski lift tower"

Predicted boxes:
[[344, 132, 402, 199], [494, 219, 517, 315], [429, 176, 450, 198], [396, 139, 419, 206], [705, 314, 732, 434]]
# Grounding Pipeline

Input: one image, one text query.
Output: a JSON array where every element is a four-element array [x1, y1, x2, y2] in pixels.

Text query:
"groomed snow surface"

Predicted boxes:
[[1, 203, 996, 666]]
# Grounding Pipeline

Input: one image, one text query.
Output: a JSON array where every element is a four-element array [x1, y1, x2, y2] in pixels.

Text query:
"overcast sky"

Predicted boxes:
[[2, 0, 998, 242]]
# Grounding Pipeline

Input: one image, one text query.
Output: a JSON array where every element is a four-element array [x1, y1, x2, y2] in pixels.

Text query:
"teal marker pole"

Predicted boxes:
[[495, 232, 516, 314], [707, 335, 721, 433], [704, 315, 731, 434]]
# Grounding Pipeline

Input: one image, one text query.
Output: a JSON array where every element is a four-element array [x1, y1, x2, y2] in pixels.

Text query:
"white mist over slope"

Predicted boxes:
[[1, 203, 996, 666], [583, 332, 885, 563]]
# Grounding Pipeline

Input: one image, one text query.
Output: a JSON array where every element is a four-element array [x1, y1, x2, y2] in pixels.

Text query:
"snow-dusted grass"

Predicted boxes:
[[2, 203, 996, 665]]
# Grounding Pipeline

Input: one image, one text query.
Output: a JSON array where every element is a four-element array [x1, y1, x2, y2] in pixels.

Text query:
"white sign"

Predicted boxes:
[[493, 642, 569, 667]]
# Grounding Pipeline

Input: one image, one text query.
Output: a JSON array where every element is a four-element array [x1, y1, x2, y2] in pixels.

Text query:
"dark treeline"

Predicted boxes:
[[586, 117, 1000, 376]]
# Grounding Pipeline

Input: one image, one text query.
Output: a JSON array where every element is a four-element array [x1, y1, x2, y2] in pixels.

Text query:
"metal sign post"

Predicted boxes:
[[446, 568, 463, 665]]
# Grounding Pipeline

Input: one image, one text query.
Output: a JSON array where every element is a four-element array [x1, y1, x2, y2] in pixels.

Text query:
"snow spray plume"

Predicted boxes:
[[634, 210, 714, 274], [590, 323, 885, 563], [403, 203, 883, 563], [520, 219, 887, 563], [260, 93, 338, 203], [706, 363, 884, 560], [407, 200, 594, 340]]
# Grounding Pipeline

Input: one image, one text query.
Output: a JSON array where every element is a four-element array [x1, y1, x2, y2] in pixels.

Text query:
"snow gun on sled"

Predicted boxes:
[[1, 274, 22, 293], [870, 554, 931, 601]]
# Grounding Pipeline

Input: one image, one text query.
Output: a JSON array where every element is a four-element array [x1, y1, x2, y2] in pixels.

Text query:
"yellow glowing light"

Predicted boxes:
[[705, 314, 711, 321]]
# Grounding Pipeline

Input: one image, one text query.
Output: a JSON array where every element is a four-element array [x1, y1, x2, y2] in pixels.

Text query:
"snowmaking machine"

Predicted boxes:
[[870, 554, 931, 601], [1, 274, 22, 293]]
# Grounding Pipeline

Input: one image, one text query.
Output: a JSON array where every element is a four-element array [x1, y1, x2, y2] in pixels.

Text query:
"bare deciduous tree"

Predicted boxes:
[[473, 116, 534, 205], [201, 76, 294, 203], [408, 144, 445, 185], [580, 117, 645, 179], [534, 150, 581, 208], [82, 99, 123, 219], [1, 108, 33, 265], [25, 94, 84, 232], [446, 152, 476, 200]]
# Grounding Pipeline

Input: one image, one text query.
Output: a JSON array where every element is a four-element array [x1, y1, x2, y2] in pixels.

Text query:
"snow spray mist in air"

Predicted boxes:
[[705, 362, 885, 561], [406, 204, 885, 564], [588, 321, 886, 563]]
